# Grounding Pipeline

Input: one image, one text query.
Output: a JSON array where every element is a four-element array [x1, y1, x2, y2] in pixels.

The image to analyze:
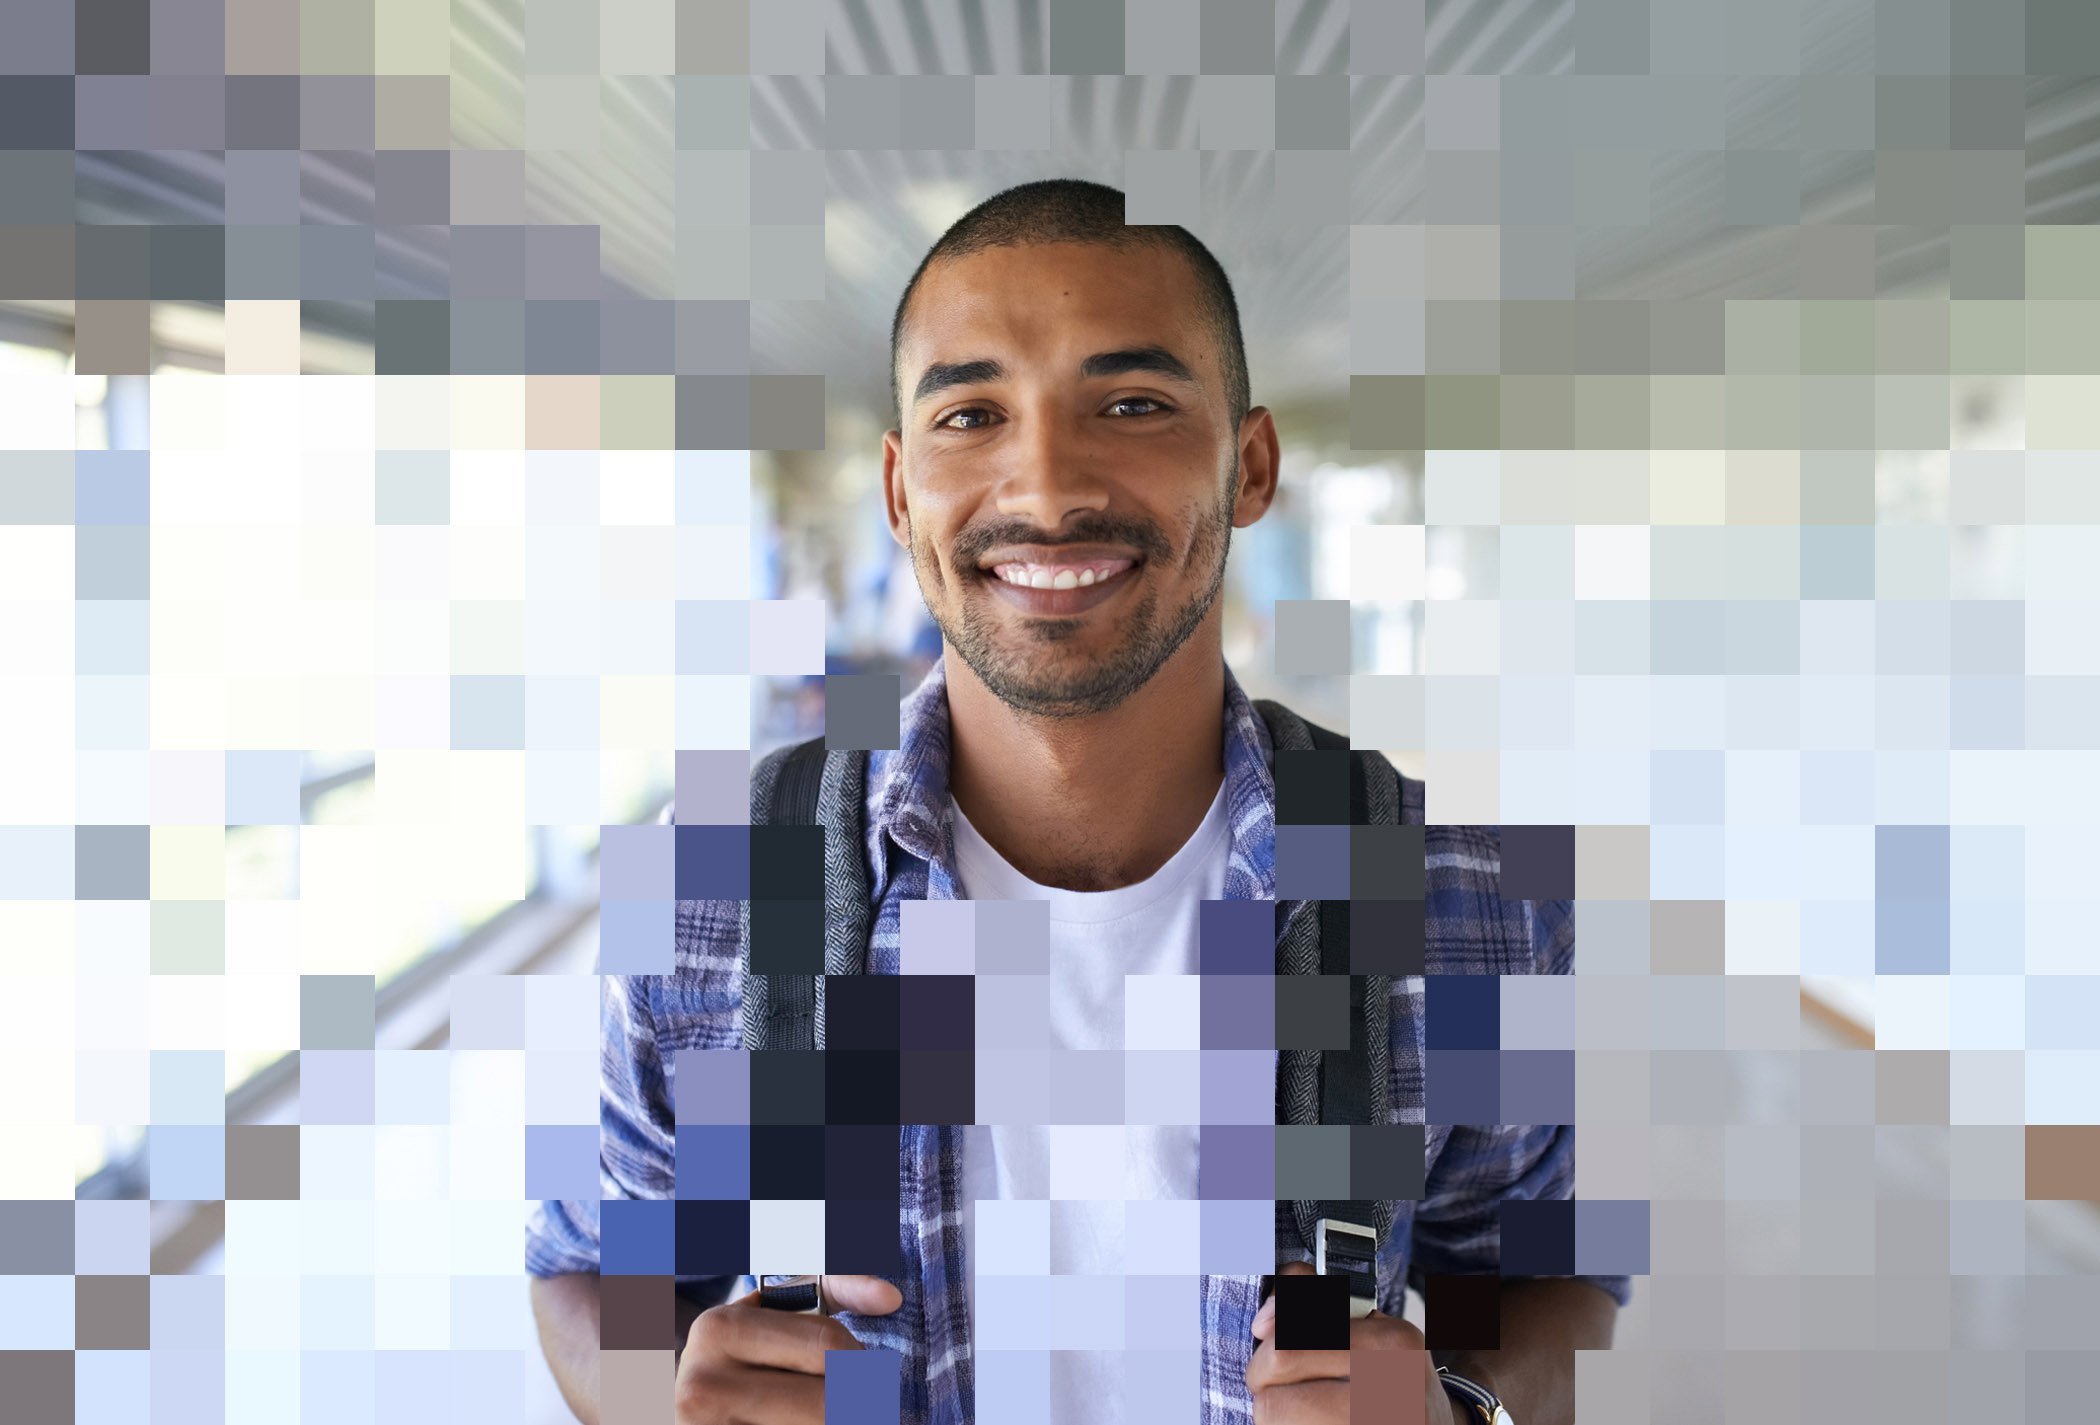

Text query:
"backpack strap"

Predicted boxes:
[[1255, 699, 1400, 1287], [742, 737, 871, 1052]]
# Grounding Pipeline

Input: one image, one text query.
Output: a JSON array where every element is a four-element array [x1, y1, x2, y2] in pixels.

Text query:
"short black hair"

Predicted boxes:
[[888, 178, 1251, 434]]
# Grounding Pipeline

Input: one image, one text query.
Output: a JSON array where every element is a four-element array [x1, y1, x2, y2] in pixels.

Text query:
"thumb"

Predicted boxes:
[[1252, 1261, 1318, 1340], [820, 1274, 904, 1317]]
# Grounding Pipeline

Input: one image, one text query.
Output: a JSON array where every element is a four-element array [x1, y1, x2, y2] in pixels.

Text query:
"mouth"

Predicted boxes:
[[972, 555, 1142, 615]]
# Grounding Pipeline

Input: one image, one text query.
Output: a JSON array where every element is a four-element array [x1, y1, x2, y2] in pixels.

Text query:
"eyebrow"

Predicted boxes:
[[911, 345, 1204, 409]]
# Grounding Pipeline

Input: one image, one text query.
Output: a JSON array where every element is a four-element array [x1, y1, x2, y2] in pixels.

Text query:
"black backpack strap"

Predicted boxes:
[[742, 736, 870, 1053], [1256, 700, 1399, 1305], [747, 737, 828, 1052], [768, 735, 829, 825]]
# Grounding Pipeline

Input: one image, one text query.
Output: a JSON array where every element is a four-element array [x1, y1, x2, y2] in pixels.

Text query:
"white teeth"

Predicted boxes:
[[990, 562, 1127, 588]]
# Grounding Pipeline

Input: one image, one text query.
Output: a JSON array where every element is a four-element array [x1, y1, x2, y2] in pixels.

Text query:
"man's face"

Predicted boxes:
[[882, 241, 1275, 720]]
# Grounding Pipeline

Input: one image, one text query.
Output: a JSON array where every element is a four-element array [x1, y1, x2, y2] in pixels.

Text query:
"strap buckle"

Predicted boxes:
[[1313, 1217, 1379, 1318]]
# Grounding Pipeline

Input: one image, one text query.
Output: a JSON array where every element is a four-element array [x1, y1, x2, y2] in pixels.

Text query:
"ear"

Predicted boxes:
[[1230, 406, 1282, 528], [881, 428, 911, 548]]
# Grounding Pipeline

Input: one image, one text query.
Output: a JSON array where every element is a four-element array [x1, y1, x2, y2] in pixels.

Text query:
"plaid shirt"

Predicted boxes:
[[527, 656, 1629, 1423]]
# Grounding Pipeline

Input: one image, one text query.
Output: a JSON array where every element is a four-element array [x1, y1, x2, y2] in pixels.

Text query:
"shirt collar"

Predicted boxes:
[[868, 654, 1279, 903]]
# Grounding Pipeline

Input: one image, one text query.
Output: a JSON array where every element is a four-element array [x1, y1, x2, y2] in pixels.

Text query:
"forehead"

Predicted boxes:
[[901, 240, 1210, 364]]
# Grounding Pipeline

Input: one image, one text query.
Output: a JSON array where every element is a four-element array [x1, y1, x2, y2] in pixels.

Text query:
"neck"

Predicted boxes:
[[943, 635, 1227, 893]]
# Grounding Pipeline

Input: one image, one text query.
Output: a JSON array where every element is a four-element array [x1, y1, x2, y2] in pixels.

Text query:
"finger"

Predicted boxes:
[[1248, 1314, 1419, 1391], [678, 1364, 827, 1424], [819, 1274, 904, 1318], [1252, 1261, 1317, 1340], [1251, 1379, 1351, 1425], [1248, 1341, 1352, 1391], [698, 1302, 864, 1375]]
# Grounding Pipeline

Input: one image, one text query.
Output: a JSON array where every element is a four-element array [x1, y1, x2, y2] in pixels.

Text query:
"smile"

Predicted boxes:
[[985, 558, 1136, 589], [977, 559, 1140, 614]]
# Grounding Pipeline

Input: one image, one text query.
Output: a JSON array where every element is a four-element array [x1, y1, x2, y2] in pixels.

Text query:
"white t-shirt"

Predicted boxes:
[[952, 776, 1231, 1423]]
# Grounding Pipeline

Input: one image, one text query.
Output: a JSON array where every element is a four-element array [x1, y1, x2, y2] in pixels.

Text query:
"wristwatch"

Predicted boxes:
[[1436, 1366, 1514, 1425]]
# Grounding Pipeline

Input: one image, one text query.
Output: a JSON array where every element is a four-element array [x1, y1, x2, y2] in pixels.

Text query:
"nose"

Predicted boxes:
[[990, 402, 1111, 529]]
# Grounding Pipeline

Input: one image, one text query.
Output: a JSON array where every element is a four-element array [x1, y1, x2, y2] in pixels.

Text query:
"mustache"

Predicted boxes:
[[950, 517, 1175, 567]]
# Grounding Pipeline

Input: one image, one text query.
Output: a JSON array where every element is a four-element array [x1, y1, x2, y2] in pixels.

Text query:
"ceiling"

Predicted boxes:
[[55, 0, 2100, 418]]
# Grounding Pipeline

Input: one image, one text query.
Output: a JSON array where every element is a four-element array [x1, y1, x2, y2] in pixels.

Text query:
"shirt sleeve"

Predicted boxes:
[[524, 971, 678, 1278], [1404, 894, 1631, 1309], [1408, 1122, 1632, 1308]]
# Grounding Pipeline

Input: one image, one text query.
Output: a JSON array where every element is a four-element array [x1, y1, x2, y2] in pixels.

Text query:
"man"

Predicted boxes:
[[527, 179, 1626, 1424]]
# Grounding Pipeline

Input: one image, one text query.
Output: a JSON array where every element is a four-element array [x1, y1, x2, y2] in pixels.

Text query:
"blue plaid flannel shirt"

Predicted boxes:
[[526, 656, 1630, 1423]]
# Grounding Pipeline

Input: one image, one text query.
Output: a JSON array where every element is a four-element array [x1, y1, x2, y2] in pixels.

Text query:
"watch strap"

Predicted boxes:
[[1436, 1366, 1506, 1424]]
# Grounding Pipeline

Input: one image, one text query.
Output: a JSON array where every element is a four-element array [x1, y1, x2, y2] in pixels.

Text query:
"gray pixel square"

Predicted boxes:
[[1275, 975, 1349, 1051], [601, 299, 675, 374], [450, 150, 529, 226], [676, 301, 752, 375], [375, 149, 449, 225], [1051, 0, 1125, 74], [750, 373, 825, 450], [975, 899, 1051, 973], [302, 975, 376, 1049], [1200, 0, 1275, 74], [824, 673, 902, 751], [976, 77, 1053, 150], [76, 522, 150, 599], [676, 751, 749, 826], [1126, 0, 1201, 75], [1123, 150, 1199, 225], [224, 148, 301, 225], [751, 150, 825, 225], [1273, 599, 1351, 676], [1273, 1125, 1350, 1199], [1276, 75, 1348, 149], [678, 76, 751, 148], [901, 76, 974, 148], [678, 375, 751, 449], [825, 76, 902, 149], [1197, 75, 1274, 149], [1273, 150, 1350, 226], [375, 452, 450, 525]]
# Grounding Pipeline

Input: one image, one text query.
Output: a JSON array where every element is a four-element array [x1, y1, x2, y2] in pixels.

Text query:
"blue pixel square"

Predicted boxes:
[[1876, 898, 1951, 975], [74, 450, 149, 524], [1498, 1050, 1575, 1124], [598, 823, 675, 898], [602, 1198, 676, 1275], [824, 1347, 902, 1425], [1275, 823, 1351, 900], [676, 823, 752, 900], [1425, 1050, 1500, 1127], [151, 1049, 227, 1124], [598, 898, 674, 975], [676, 1125, 751, 1200], [225, 751, 303, 825], [675, 1198, 751, 1277], [147, 1125, 226, 1199], [524, 1124, 599, 1200], [1427, 976, 1501, 1050], [1199, 899, 1272, 974], [1575, 1198, 1651, 1276], [1499, 1198, 1575, 1275]]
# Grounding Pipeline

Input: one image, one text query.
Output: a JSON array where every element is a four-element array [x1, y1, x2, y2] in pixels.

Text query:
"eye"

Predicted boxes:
[[1106, 396, 1172, 417], [936, 406, 996, 430]]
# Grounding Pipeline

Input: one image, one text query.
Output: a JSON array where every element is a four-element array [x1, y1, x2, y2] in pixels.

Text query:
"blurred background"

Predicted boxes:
[[7, 0, 2100, 1420]]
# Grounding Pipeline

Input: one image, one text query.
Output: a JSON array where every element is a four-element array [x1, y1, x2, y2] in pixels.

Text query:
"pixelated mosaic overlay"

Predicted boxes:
[[4, 0, 2100, 1422]]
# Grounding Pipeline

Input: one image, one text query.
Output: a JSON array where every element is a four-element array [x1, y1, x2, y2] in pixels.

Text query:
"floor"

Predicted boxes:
[[174, 916, 2100, 1421]]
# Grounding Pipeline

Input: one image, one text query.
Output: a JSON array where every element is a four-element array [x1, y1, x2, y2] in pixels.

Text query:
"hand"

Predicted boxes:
[[1246, 1262, 1456, 1425], [675, 1275, 904, 1424]]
